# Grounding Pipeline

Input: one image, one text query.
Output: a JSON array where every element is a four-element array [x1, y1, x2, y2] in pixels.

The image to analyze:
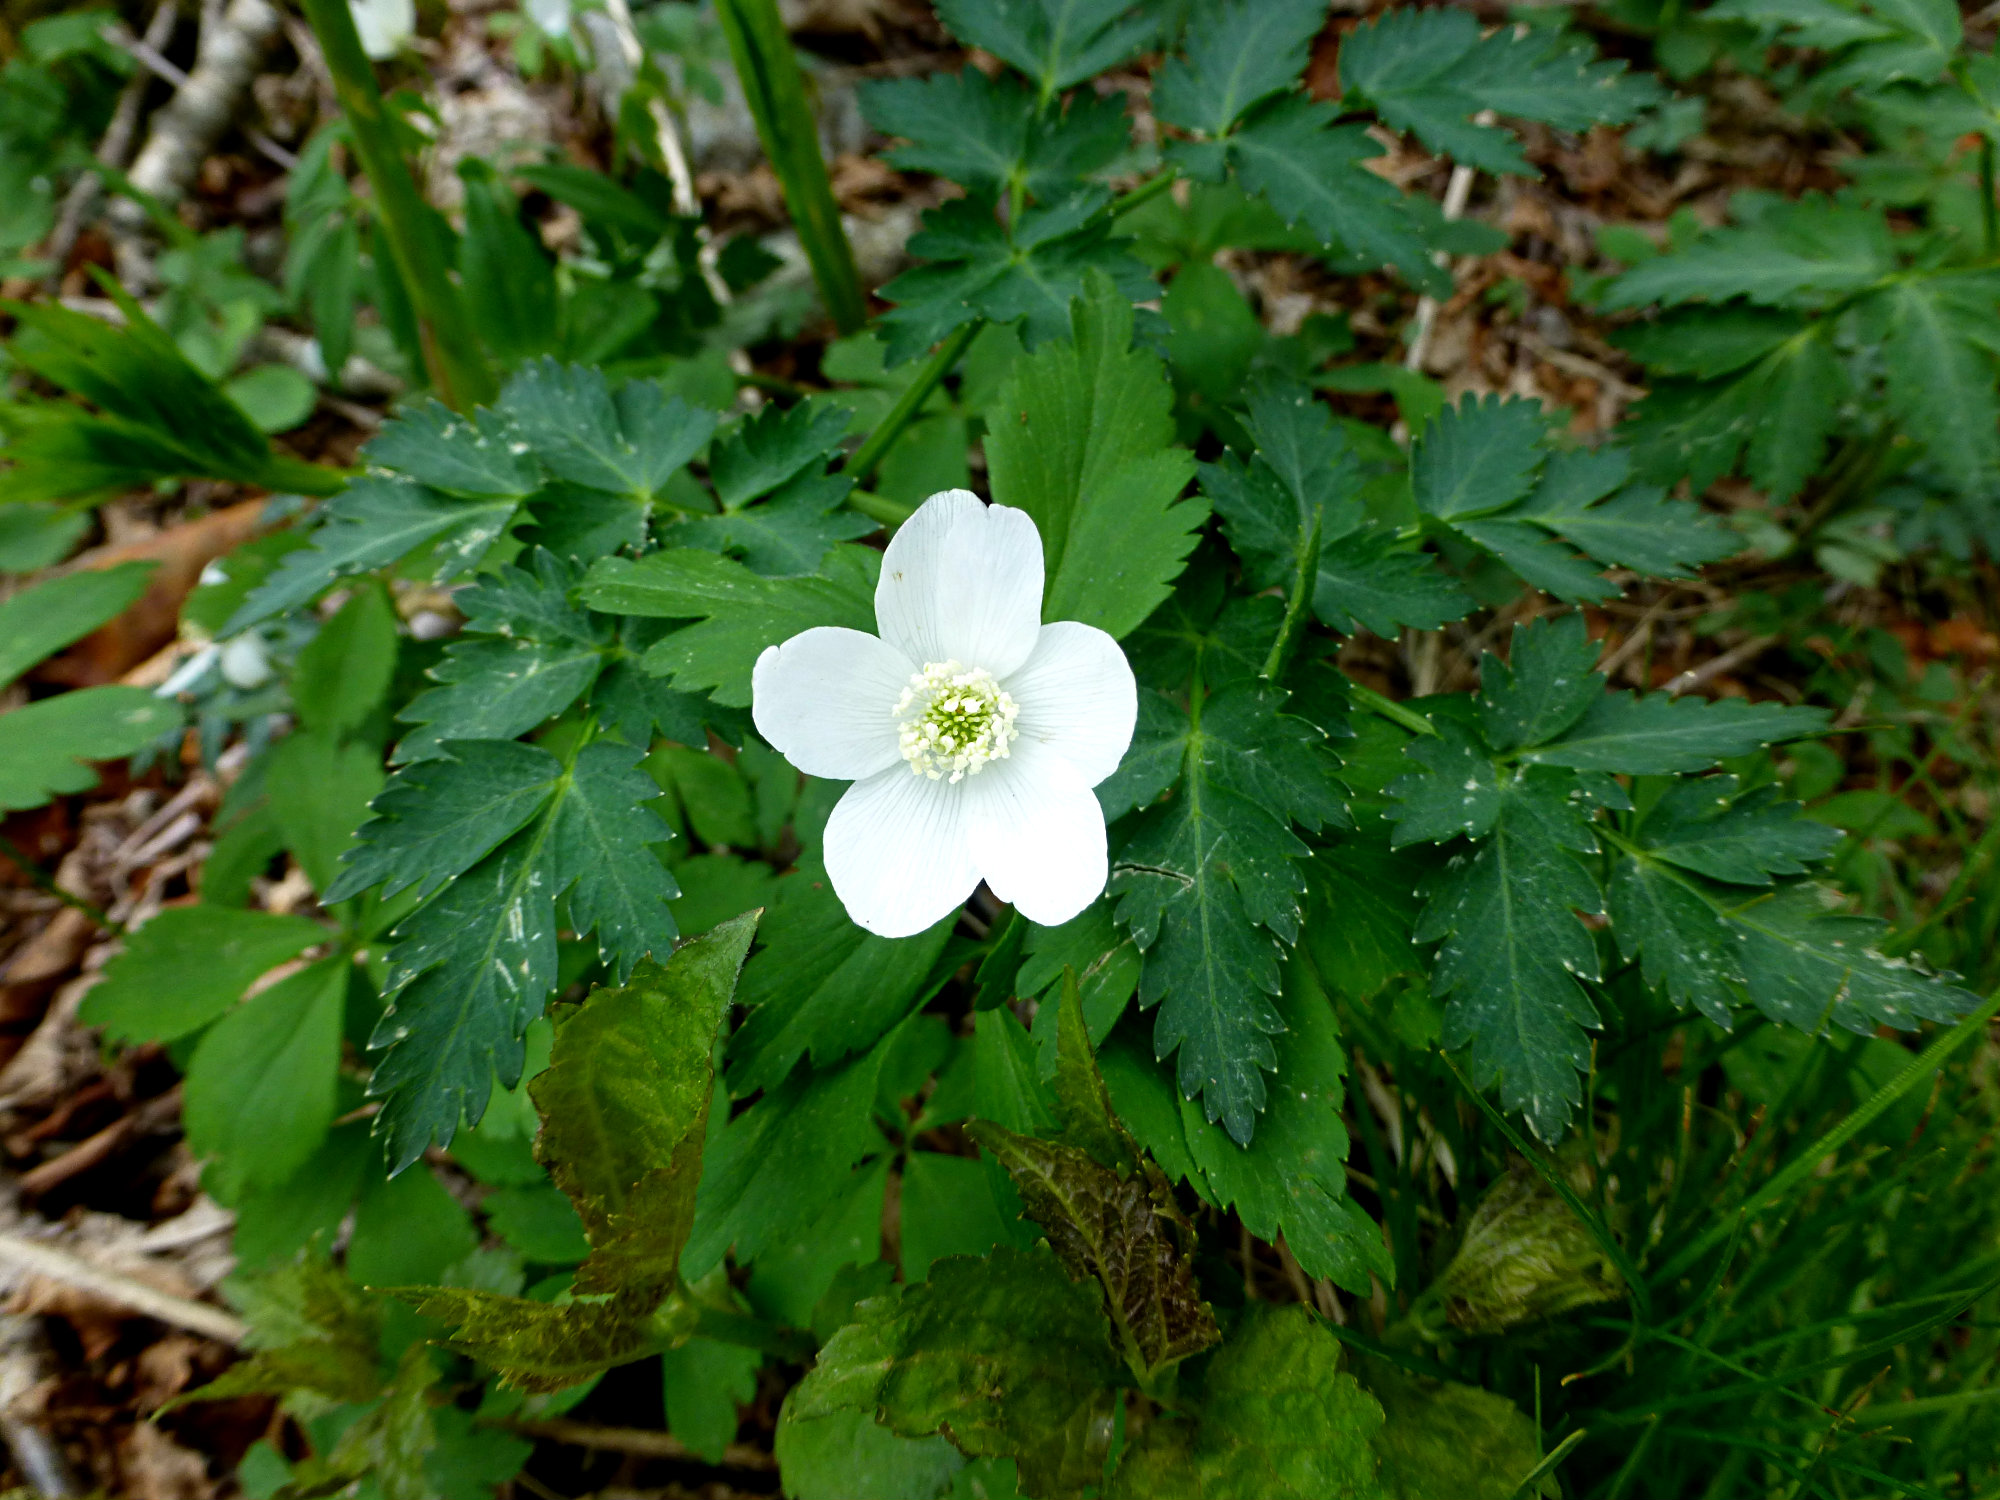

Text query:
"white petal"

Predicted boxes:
[[966, 741, 1109, 928], [824, 766, 979, 938], [1004, 621, 1137, 789], [876, 489, 1044, 678], [752, 627, 913, 780]]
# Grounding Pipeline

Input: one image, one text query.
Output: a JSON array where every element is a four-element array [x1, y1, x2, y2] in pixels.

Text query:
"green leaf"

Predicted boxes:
[[933, 0, 1159, 97], [1359, 1361, 1544, 1500], [83, 905, 324, 1043], [1340, 8, 1657, 177], [674, 472, 874, 578], [531, 914, 757, 1294], [327, 740, 566, 904], [984, 281, 1203, 639], [728, 868, 957, 1094], [1631, 777, 1841, 885], [360, 398, 540, 499], [184, 957, 348, 1198], [1511, 450, 1739, 579], [901, 1151, 1035, 1284], [661, 1337, 762, 1464], [459, 158, 560, 364], [1599, 199, 1894, 310], [1174, 959, 1391, 1295], [683, 1025, 897, 1276], [1382, 717, 1506, 846], [393, 551, 609, 764], [547, 742, 685, 980], [182, 1252, 381, 1408], [709, 401, 853, 508], [1875, 278, 2000, 492], [1611, 307, 1806, 379], [1477, 614, 1602, 753], [1109, 682, 1350, 1142], [390, 1283, 660, 1393], [863, 69, 1128, 201], [580, 543, 878, 707], [1213, 99, 1443, 294], [1413, 767, 1604, 1142], [785, 1248, 1123, 1500], [878, 193, 1159, 365], [1411, 395, 1546, 522], [776, 1405, 966, 1500], [483, 1184, 590, 1264], [0, 686, 181, 812], [1433, 1161, 1623, 1332], [1152, 0, 1325, 137], [1108, 1304, 1385, 1500], [1524, 691, 1830, 774], [1314, 531, 1474, 637], [1609, 848, 1977, 1034], [0, 560, 153, 687], [265, 731, 384, 894], [499, 358, 718, 501], [227, 477, 521, 633], [292, 582, 399, 738]]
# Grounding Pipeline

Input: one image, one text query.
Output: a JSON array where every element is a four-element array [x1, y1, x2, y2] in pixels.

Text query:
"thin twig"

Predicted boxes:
[[0, 837, 110, 930], [1663, 634, 1779, 697], [0, 1230, 246, 1345], [500, 1418, 776, 1471], [1404, 110, 1493, 373], [16, 1085, 183, 1198]]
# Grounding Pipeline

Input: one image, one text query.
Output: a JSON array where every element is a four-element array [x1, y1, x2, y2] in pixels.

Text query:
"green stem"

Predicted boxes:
[[1505, 1429, 1589, 1500], [1262, 508, 1322, 681], [843, 319, 982, 484], [1340, 676, 1439, 737], [0, 834, 112, 929], [1982, 137, 1997, 259], [295, 0, 495, 411], [846, 488, 916, 527], [714, 0, 866, 334], [1650, 985, 2000, 1287], [1108, 166, 1180, 222]]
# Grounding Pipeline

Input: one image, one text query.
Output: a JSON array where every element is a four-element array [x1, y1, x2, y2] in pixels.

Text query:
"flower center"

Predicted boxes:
[[894, 660, 1020, 783]]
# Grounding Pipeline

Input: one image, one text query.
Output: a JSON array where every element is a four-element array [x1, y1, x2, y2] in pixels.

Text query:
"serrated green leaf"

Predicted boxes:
[[728, 865, 956, 1095], [182, 1252, 381, 1409], [1609, 848, 1977, 1033], [1634, 777, 1841, 885], [1611, 307, 1806, 379], [1110, 682, 1350, 1142], [327, 740, 565, 904], [1478, 615, 1603, 753], [391, 1283, 660, 1392], [933, 0, 1159, 97], [265, 731, 383, 895], [1513, 451, 1739, 578], [1174, 958, 1391, 1295], [985, 281, 1203, 639], [1108, 1304, 1385, 1500], [1416, 767, 1604, 1142], [184, 957, 348, 1198], [864, 69, 1129, 201], [1315, 530, 1474, 636], [1341, 8, 1657, 177], [1383, 717, 1506, 846], [1525, 692, 1830, 774], [0, 685, 181, 812], [531, 915, 756, 1295], [709, 401, 852, 508], [0, 560, 153, 687], [227, 477, 520, 633], [786, 1248, 1123, 1500], [360, 398, 540, 499], [579, 543, 878, 707], [878, 193, 1158, 365], [499, 358, 717, 500], [83, 905, 324, 1043], [1599, 199, 1894, 309], [1875, 279, 2000, 492], [1152, 0, 1324, 137], [1435, 1161, 1622, 1333], [673, 472, 873, 578], [661, 1336, 762, 1464], [544, 741, 684, 980], [1411, 395, 1546, 522], [1211, 99, 1443, 293]]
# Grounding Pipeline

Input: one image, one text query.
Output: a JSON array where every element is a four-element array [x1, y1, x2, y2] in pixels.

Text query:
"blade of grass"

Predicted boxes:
[[1652, 987, 2000, 1287], [842, 319, 982, 485], [296, 0, 495, 411], [713, 0, 865, 334], [1506, 1429, 1588, 1500]]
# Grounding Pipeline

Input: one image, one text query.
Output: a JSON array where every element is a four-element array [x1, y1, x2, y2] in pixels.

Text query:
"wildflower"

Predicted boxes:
[[753, 490, 1136, 937]]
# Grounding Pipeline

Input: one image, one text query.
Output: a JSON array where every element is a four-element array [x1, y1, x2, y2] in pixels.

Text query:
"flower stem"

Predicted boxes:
[[295, 0, 495, 412], [1107, 166, 1180, 222], [1341, 678, 1439, 738], [714, 0, 866, 334], [843, 319, 982, 485]]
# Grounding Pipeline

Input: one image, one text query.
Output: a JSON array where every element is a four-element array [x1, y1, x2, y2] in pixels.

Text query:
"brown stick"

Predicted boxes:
[[501, 1418, 776, 1471], [16, 1084, 182, 1199]]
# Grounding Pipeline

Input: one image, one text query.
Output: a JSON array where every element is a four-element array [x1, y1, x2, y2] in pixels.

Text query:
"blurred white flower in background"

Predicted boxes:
[[349, 0, 414, 58], [753, 490, 1136, 938]]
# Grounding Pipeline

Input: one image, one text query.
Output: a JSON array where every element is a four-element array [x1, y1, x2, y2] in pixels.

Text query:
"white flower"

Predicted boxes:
[[753, 489, 1137, 939]]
